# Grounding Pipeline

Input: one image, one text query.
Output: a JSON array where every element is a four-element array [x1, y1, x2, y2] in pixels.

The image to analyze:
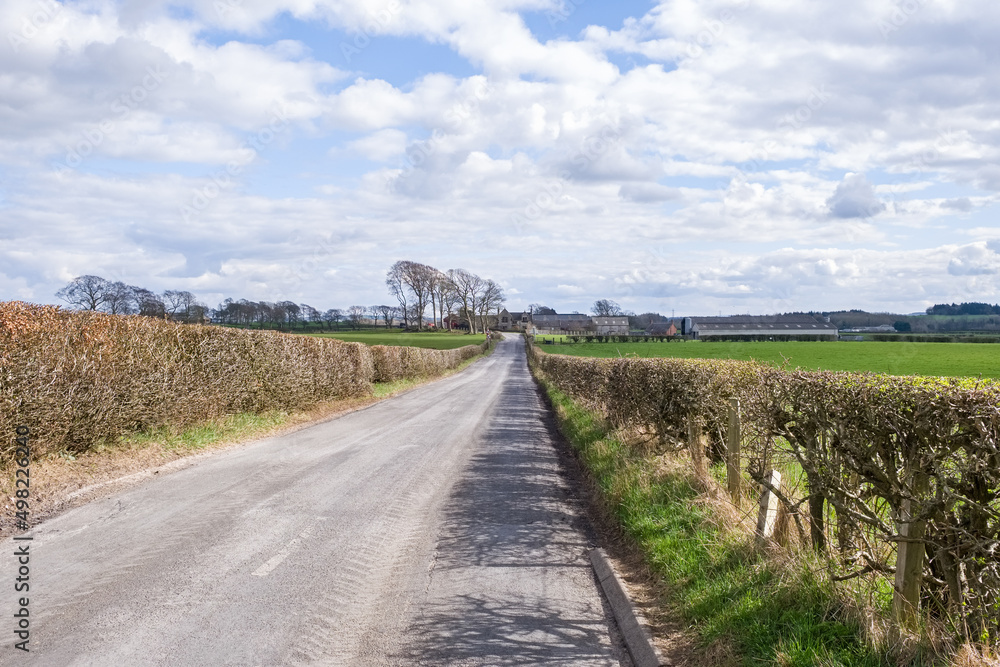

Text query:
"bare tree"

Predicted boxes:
[[432, 269, 455, 330], [188, 303, 209, 324], [259, 301, 279, 327], [300, 304, 321, 330], [386, 260, 436, 330], [367, 305, 382, 328], [592, 299, 624, 316], [386, 263, 411, 329], [448, 268, 484, 334], [476, 279, 505, 333], [163, 290, 198, 321], [273, 301, 299, 330], [348, 305, 366, 329], [428, 269, 451, 329], [56, 275, 110, 311], [103, 281, 136, 315], [133, 288, 165, 317], [326, 308, 344, 329], [376, 304, 397, 328], [441, 281, 459, 330]]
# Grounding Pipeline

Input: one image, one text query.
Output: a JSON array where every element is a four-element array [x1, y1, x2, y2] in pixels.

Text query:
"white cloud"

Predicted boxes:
[[3, 0, 1000, 315], [826, 173, 885, 219], [947, 243, 1000, 276], [344, 128, 408, 161]]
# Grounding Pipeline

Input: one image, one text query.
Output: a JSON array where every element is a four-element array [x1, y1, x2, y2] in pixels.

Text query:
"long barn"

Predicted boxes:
[[688, 315, 839, 339]]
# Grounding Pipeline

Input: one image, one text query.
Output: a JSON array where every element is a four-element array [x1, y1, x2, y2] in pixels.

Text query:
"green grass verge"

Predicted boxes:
[[311, 331, 488, 349], [540, 339, 1000, 378], [535, 373, 894, 666], [107, 342, 495, 452], [112, 411, 294, 452]]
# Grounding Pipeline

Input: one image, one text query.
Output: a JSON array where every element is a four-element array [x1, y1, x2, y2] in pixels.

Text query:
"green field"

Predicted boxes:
[[311, 331, 487, 350], [541, 339, 1000, 378]]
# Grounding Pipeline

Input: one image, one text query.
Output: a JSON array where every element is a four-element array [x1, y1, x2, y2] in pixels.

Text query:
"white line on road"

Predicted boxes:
[[253, 518, 327, 577]]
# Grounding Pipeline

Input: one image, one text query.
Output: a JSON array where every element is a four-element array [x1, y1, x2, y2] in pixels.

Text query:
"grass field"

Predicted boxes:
[[540, 339, 1000, 378], [311, 331, 487, 350]]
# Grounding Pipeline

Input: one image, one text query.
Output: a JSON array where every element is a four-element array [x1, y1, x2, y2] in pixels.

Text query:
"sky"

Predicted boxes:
[[2, 0, 999, 316]]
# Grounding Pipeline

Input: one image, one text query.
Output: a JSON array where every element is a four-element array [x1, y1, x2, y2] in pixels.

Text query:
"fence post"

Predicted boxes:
[[727, 398, 741, 503], [893, 471, 930, 628], [756, 470, 782, 546]]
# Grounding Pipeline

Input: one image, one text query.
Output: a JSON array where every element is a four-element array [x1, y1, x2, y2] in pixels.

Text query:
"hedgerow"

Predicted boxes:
[[368, 342, 485, 382], [528, 343, 1000, 647], [0, 302, 486, 460]]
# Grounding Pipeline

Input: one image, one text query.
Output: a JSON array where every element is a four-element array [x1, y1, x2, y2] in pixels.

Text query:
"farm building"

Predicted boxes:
[[496, 309, 531, 331], [531, 313, 594, 333], [592, 316, 629, 335], [645, 321, 678, 336], [499, 311, 632, 335], [687, 315, 838, 339]]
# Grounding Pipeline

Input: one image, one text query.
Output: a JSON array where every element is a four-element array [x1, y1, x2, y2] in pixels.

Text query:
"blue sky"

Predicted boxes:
[[2, 0, 999, 315]]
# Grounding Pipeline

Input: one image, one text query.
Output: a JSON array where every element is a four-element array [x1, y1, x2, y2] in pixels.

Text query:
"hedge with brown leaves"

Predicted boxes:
[[0, 302, 484, 461], [369, 341, 487, 383], [529, 343, 1000, 643]]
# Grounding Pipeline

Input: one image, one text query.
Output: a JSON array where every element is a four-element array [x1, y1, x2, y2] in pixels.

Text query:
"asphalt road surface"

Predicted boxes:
[[3, 336, 630, 666]]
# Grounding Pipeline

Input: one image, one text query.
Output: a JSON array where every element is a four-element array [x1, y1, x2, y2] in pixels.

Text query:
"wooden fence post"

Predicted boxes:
[[727, 398, 741, 503], [893, 471, 930, 628], [756, 470, 782, 546]]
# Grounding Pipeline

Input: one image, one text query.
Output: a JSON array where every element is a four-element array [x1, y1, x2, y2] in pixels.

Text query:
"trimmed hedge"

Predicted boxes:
[[528, 343, 1000, 644], [0, 302, 485, 458], [369, 342, 487, 382]]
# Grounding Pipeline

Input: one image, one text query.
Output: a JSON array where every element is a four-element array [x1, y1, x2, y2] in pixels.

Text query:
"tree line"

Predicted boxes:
[[53, 266, 508, 334], [56, 275, 210, 322], [386, 261, 504, 334], [54, 273, 671, 333], [214, 301, 408, 330], [925, 302, 1000, 316]]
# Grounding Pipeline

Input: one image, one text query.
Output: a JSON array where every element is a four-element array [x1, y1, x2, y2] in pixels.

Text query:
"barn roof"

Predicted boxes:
[[692, 315, 837, 332], [646, 321, 677, 334], [532, 314, 591, 323]]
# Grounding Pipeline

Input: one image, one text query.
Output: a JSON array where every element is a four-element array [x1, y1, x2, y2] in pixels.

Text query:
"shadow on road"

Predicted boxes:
[[401, 593, 615, 666], [397, 350, 620, 665]]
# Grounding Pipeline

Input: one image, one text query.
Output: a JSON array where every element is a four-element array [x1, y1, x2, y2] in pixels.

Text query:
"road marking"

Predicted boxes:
[[252, 518, 326, 577]]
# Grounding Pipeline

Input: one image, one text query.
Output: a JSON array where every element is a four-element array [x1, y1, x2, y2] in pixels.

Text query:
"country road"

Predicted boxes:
[[3, 336, 631, 666]]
